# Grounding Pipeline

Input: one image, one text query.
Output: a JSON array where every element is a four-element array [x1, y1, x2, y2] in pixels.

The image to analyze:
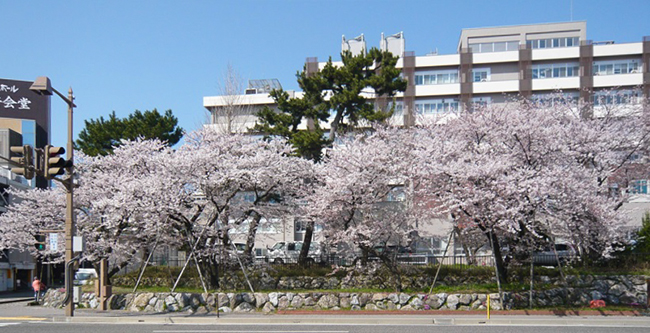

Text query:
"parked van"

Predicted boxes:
[[265, 241, 324, 264], [74, 268, 98, 285]]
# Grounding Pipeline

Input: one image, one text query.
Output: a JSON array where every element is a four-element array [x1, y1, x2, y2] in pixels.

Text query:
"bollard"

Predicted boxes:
[[487, 294, 490, 320]]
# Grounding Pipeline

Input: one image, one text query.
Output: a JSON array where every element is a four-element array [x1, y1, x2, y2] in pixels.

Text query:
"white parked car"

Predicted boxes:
[[74, 268, 98, 285], [532, 243, 577, 266], [265, 241, 324, 264]]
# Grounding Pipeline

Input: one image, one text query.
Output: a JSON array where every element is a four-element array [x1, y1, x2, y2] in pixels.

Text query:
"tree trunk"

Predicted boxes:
[[202, 257, 219, 290], [454, 226, 476, 265], [138, 247, 151, 272], [329, 111, 343, 143], [486, 231, 508, 284], [244, 211, 262, 263], [298, 220, 314, 266]]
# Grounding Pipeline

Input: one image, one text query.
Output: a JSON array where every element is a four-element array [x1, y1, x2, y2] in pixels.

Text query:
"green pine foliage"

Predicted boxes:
[[255, 48, 407, 162], [76, 109, 183, 156], [634, 212, 650, 254]]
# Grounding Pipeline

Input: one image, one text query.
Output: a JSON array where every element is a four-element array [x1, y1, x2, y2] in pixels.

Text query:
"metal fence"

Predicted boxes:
[[252, 253, 498, 268], [116, 252, 650, 276]]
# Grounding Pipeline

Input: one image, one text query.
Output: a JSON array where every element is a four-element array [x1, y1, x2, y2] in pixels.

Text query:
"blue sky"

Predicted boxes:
[[1, 0, 648, 148]]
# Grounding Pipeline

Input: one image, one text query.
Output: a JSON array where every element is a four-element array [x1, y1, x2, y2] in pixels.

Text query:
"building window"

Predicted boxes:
[[471, 96, 491, 108], [527, 37, 579, 49], [594, 89, 641, 106], [259, 218, 281, 234], [630, 180, 648, 194], [531, 63, 580, 79], [415, 70, 459, 85], [593, 59, 641, 76], [415, 98, 460, 114], [468, 41, 519, 53], [294, 219, 323, 233], [387, 101, 403, 114], [472, 68, 491, 82], [386, 186, 406, 202], [532, 92, 579, 106]]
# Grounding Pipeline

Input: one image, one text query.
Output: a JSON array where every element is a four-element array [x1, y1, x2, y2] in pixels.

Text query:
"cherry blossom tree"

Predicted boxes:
[[172, 128, 315, 287], [0, 187, 66, 264], [411, 98, 649, 283], [0, 139, 184, 281], [308, 127, 425, 288], [75, 138, 184, 278]]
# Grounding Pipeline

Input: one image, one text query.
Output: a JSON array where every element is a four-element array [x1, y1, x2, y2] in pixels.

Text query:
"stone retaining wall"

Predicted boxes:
[[111, 272, 495, 291], [42, 275, 647, 313]]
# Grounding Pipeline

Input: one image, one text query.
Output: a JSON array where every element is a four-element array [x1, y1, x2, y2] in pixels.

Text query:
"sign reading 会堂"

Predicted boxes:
[[0, 78, 52, 152]]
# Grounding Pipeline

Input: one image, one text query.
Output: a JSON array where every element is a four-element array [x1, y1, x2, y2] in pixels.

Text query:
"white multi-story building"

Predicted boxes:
[[205, 21, 649, 132], [203, 22, 650, 256]]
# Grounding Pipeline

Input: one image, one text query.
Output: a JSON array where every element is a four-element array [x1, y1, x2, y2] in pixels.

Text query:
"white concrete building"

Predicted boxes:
[[205, 21, 649, 132]]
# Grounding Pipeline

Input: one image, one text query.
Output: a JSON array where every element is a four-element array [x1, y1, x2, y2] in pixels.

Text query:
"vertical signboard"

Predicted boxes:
[[49, 233, 58, 251], [0, 79, 50, 145], [0, 78, 52, 188]]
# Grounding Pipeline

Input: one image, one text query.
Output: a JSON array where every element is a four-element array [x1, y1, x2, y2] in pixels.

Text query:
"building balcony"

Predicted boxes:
[[414, 83, 461, 97], [414, 54, 460, 68], [473, 80, 519, 94], [532, 77, 580, 91], [472, 50, 519, 64], [593, 42, 643, 57], [532, 47, 580, 61], [593, 73, 644, 88]]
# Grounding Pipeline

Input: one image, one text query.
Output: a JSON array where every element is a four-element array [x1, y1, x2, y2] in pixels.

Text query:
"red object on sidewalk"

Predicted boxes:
[[590, 300, 606, 308]]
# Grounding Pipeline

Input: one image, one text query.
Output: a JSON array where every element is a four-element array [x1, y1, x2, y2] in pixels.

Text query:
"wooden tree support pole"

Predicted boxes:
[[99, 258, 111, 311], [429, 230, 454, 295]]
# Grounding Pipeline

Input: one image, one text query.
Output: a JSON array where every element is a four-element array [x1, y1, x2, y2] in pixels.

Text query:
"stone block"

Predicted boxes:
[[398, 293, 411, 305], [446, 294, 460, 310], [254, 293, 269, 308]]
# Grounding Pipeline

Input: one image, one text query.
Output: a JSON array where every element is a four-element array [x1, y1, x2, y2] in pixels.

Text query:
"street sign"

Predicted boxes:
[[49, 233, 58, 250], [73, 236, 84, 252]]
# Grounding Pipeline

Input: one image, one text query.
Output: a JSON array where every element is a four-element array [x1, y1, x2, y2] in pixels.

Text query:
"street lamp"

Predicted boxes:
[[30, 76, 76, 317]]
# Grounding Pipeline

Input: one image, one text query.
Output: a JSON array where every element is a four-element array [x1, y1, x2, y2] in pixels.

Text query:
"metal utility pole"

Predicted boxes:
[[30, 77, 77, 317]]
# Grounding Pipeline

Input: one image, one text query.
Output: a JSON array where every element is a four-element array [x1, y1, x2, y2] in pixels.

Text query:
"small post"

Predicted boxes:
[[529, 254, 534, 309], [487, 294, 490, 320], [646, 278, 649, 308]]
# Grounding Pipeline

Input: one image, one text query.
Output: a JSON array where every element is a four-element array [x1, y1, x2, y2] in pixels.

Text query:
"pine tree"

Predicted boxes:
[[76, 109, 183, 156]]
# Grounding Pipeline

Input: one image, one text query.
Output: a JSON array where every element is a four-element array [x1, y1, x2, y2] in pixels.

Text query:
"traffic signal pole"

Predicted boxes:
[[29, 77, 77, 317], [64, 87, 75, 317]]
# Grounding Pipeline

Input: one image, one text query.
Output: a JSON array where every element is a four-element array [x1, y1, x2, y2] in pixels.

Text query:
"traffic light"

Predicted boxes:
[[44, 145, 72, 179], [10, 145, 34, 179], [34, 234, 46, 251]]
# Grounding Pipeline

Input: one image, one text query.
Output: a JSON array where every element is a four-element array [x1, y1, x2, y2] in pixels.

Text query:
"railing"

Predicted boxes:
[[115, 252, 650, 276], [260, 254, 498, 267]]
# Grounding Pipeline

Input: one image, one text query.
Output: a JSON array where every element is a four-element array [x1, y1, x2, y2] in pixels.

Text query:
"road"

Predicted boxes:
[[0, 322, 649, 333], [1, 301, 650, 333]]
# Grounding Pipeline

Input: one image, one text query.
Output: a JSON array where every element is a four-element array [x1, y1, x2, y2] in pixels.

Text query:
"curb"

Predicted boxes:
[[0, 298, 34, 305], [51, 313, 650, 326]]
